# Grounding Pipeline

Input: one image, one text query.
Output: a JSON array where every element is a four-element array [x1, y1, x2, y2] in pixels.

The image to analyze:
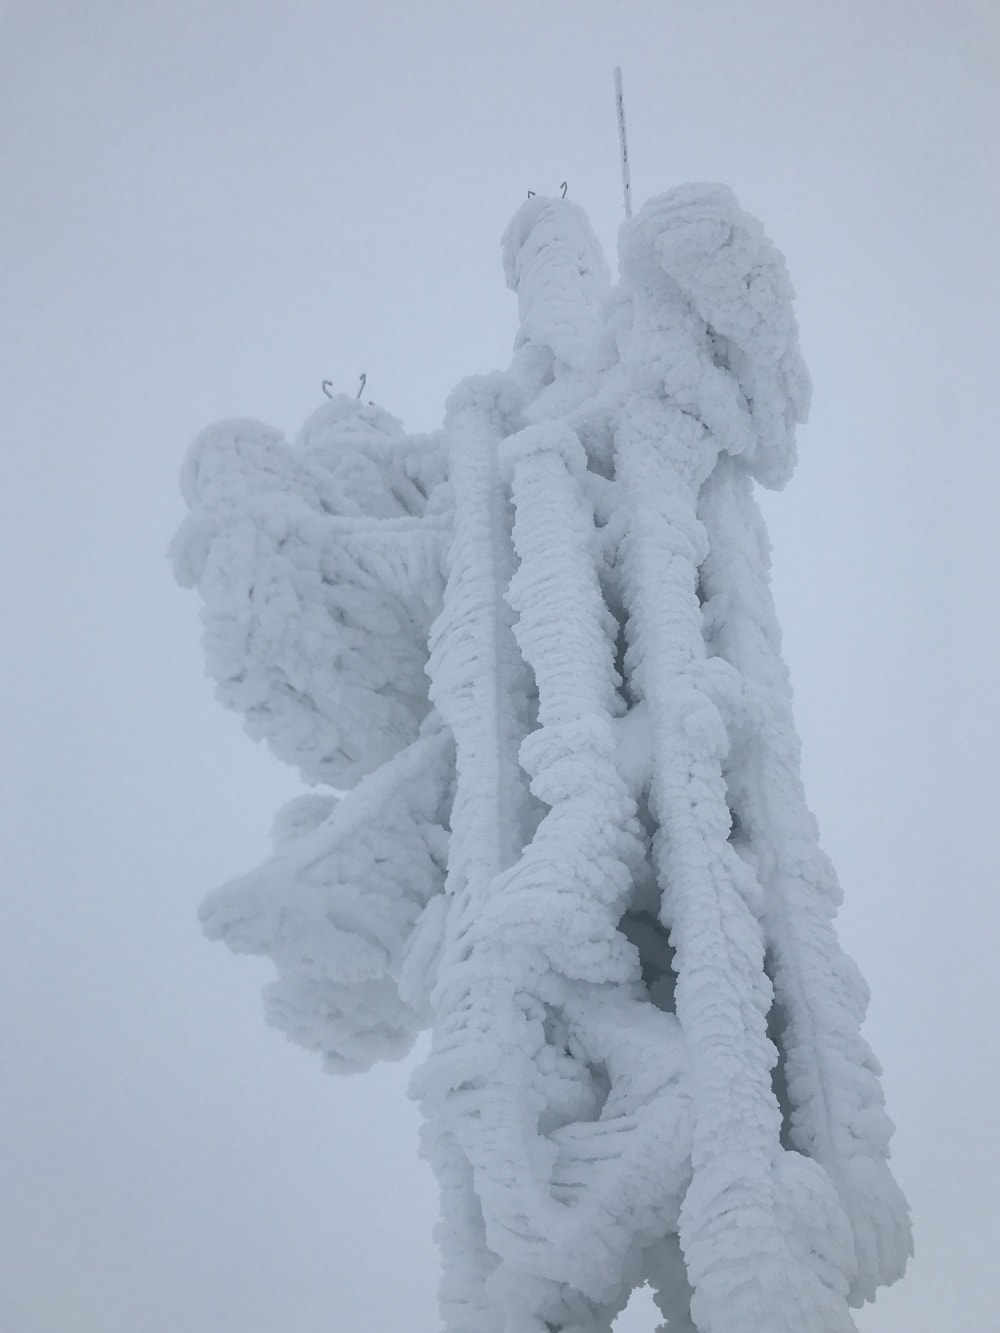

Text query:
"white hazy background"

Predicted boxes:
[[2, 2, 997, 1330]]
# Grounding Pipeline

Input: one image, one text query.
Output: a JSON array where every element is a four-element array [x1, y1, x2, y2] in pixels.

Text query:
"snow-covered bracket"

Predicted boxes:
[[173, 183, 910, 1333]]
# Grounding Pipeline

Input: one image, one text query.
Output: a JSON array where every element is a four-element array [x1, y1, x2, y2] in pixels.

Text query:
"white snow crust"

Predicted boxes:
[[173, 184, 911, 1332]]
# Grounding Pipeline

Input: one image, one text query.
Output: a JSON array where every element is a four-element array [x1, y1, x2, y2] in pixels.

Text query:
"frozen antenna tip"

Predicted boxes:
[[615, 65, 632, 218]]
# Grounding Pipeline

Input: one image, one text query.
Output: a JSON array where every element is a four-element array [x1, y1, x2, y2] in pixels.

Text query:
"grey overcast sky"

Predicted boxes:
[[2, 2, 998, 1330]]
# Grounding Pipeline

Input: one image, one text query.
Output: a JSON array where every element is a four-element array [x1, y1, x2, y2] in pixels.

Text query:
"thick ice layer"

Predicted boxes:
[[502, 195, 611, 378], [174, 182, 910, 1333], [200, 726, 452, 1071], [698, 458, 911, 1300], [171, 399, 448, 787], [618, 183, 810, 488]]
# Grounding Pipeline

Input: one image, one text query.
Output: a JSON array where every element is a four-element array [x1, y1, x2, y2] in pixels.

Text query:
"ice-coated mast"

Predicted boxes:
[[173, 168, 911, 1333], [614, 66, 632, 218]]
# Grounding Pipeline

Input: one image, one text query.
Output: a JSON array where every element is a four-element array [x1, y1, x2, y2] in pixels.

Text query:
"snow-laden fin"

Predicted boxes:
[[201, 727, 453, 1072], [170, 398, 449, 787]]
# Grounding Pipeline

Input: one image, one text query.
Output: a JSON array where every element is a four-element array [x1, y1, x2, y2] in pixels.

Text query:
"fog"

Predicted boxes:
[[3, 3, 998, 1329]]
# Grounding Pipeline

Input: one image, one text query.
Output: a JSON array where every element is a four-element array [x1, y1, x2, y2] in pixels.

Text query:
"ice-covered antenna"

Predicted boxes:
[[614, 66, 632, 218]]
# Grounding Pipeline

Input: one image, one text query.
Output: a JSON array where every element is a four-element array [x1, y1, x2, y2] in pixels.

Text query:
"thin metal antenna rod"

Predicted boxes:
[[614, 66, 632, 219]]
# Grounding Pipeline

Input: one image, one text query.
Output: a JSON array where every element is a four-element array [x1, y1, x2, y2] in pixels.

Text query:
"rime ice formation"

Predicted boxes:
[[172, 185, 910, 1332]]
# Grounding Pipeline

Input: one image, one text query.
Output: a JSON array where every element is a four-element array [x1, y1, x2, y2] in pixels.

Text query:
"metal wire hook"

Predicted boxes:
[[527, 190, 535, 198], [560, 181, 567, 198], [356, 372, 367, 399], [321, 380, 334, 398]]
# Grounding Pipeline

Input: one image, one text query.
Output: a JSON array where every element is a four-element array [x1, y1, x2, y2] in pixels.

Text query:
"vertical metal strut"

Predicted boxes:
[[614, 66, 632, 219]]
